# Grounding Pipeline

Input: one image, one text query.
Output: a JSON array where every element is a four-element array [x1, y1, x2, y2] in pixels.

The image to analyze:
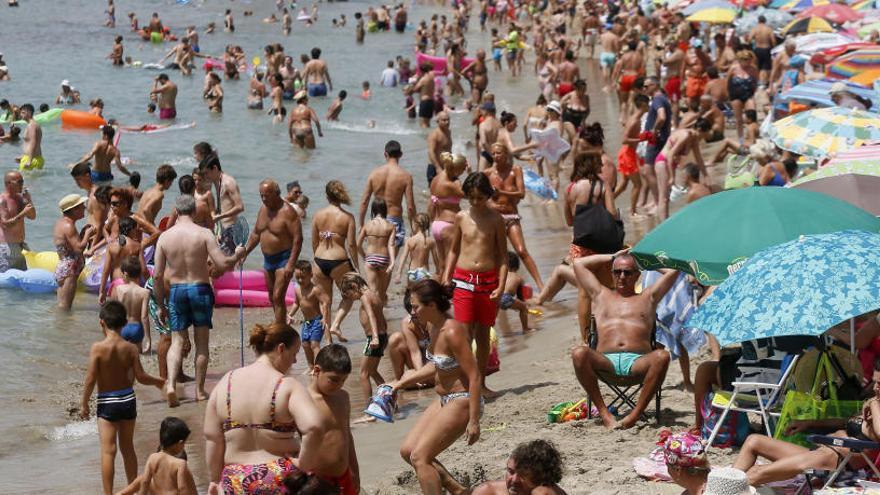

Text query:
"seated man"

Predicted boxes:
[[571, 251, 678, 429], [469, 439, 567, 494]]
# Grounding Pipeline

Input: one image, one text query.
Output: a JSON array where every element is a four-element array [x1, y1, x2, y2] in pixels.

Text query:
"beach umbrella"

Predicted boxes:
[[775, 0, 831, 12], [792, 161, 880, 215], [773, 32, 857, 56], [682, 0, 736, 15], [686, 230, 880, 346], [858, 21, 880, 36], [630, 188, 880, 285], [736, 7, 794, 34], [850, 68, 880, 86], [767, 107, 880, 158], [781, 16, 837, 35], [852, 0, 879, 11], [776, 78, 880, 110], [827, 142, 880, 166], [827, 48, 880, 78], [809, 42, 877, 65], [686, 7, 737, 23], [799, 4, 863, 23]]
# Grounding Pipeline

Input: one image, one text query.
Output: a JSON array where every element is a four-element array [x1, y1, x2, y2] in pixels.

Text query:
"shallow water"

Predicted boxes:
[[0, 0, 641, 492]]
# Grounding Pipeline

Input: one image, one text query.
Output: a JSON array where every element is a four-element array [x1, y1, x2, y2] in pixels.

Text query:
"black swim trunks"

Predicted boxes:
[[418, 99, 435, 119]]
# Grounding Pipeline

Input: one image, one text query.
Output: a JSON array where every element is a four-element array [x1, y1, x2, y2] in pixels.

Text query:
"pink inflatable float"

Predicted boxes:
[[415, 52, 475, 76], [213, 270, 297, 307]]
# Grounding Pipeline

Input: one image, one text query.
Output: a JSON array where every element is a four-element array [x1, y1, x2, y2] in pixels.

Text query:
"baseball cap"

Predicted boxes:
[[830, 82, 848, 94]]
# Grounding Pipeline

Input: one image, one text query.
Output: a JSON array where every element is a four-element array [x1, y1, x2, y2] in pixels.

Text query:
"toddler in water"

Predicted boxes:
[[499, 251, 533, 333], [80, 301, 164, 495], [395, 213, 439, 286], [112, 256, 151, 353], [361, 81, 371, 99], [129, 417, 197, 494]]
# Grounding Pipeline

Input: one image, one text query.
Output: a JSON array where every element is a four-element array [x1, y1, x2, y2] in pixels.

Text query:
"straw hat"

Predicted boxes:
[[59, 194, 87, 213], [293, 90, 308, 101], [704, 467, 756, 495]]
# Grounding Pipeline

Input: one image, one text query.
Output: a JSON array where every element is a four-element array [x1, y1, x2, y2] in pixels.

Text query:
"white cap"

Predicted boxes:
[[61, 79, 70, 87], [830, 82, 848, 94], [545, 100, 562, 114]]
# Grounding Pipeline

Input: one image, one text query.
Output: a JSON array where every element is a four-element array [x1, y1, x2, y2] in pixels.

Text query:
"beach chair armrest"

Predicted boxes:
[[807, 434, 880, 452], [730, 381, 781, 389]]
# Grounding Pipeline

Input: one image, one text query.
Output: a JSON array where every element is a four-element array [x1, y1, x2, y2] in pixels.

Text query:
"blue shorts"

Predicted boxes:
[[263, 250, 291, 271], [599, 52, 617, 69], [301, 315, 324, 342], [387, 215, 405, 248], [97, 387, 137, 422], [499, 293, 515, 310], [121, 322, 144, 344], [307, 82, 327, 97], [603, 352, 644, 377], [492, 47, 503, 62], [91, 169, 114, 185], [169, 283, 214, 331]]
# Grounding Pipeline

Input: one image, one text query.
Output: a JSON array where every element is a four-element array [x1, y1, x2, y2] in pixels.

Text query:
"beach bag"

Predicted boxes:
[[572, 180, 624, 254], [700, 391, 750, 448], [774, 353, 862, 447]]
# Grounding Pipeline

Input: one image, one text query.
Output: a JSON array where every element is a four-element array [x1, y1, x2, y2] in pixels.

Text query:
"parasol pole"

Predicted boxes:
[[850, 318, 856, 355]]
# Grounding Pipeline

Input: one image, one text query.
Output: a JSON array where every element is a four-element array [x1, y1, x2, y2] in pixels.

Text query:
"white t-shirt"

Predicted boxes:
[[380, 68, 399, 87]]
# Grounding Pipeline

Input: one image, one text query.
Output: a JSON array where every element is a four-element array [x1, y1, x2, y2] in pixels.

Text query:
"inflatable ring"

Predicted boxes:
[[60, 110, 106, 130]]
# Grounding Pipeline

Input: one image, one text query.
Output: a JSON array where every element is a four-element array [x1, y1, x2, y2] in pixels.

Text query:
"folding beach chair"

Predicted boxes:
[[796, 434, 880, 494], [705, 347, 800, 449], [585, 317, 662, 423]]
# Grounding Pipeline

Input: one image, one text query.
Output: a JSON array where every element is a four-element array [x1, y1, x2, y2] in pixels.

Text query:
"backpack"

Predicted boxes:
[[571, 180, 625, 254]]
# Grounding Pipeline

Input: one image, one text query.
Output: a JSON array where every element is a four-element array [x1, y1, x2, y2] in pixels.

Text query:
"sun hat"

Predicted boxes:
[[61, 79, 70, 87], [294, 90, 308, 101], [59, 194, 87, 213], [704, 467, 757, 495], [830, 82, 848, 94], [545, 100, 562, 114], [660, 430, 708, 469]]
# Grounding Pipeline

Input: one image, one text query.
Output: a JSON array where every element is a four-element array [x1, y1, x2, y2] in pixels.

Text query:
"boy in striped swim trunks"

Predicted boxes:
[[80, 301, 165, 494]]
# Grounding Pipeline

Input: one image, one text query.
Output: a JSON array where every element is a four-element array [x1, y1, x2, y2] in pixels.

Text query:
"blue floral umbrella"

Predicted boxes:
[[686, 230, 880, 347]]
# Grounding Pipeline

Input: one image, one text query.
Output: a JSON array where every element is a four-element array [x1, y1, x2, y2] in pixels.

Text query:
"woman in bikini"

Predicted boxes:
[[387, 288, 434, 385], [559, 79, 590, 130], [312, 180, 358, 342], [204, 322, 323, 495], [497, 111, 541, 158], [428, 152, 466, 270], [389, 280, 481, 495], [653, 118, 712, 221], [357, 198, 396, 305], [204, 73, 224, 113]]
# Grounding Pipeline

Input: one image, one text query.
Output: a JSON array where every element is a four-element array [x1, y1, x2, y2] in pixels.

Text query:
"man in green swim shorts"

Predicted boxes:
[[570, 250, 679, 429]]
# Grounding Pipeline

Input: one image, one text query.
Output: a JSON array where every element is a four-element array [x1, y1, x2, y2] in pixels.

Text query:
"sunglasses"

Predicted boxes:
[[110, 201, 122, 207], [612, 269, 638, 277]]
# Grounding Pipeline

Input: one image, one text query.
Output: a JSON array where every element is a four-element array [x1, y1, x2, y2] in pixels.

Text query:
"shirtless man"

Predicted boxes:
[[484, 144, 544, 290], [556, 50, 580, 98], [359, 140, 416, 250], [302, 47, 333, 98], [612, 41, 644, 120], [161, 37, 198, 76], [748, 16, 775, 86], [136, 165, 178, 226], [582, 10, 600, 59], [770, 39, 797, 94], [108, 35, 124, 66], [598, 29, 621, 92], [279, 56, 299, 98], [426, 111, 452, 186], [148, 12, 163, 35], [153, 195, 244, 406], [662, 37, 685, 125], [71, 164, 111, 247], [571, 251, 678, 429], [72, 126, 130, 186], [195, 144, 246, 256], [685, 164, 710, 203], [282, 8, 292, 35], [684, 39, 712, 108], [288, 91, 323, 149], [18, 104, 43, 172], [242, 180, 303, 323], [0, 171, 34, 272], [150, 74, 178, 120], [681, 94, 724, 143], [406, 63, 436, 128], [442, 172, 508, 397], [460, 49, 489, 109], [478, 102, 502, 170]]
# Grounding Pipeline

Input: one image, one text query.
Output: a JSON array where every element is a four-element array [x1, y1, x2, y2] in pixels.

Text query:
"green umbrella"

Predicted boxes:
[[631, 187, 880, 285]]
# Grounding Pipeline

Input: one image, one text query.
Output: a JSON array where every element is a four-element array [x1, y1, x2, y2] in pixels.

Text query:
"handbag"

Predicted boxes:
[[572, 180, 624, 254]]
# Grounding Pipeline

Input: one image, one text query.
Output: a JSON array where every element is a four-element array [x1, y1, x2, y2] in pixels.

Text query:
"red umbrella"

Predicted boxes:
[[799, 4, 863, 24], [810, 42, 877, 66]]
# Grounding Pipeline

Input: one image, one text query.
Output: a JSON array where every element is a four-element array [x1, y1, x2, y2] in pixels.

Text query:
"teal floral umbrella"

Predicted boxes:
[[686, 230, 880, 346]]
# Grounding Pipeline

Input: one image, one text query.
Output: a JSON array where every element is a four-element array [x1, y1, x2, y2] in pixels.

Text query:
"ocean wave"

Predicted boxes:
[[48, 420, 97, 442], [324, 121, 423, 136]]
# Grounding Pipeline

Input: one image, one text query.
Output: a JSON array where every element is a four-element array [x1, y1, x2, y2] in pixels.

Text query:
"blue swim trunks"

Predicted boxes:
[[499, 293, 516, 310], [121, 322, 144, 344], [90, 169, 114, 185], [169, 283, 214, 331], [307, 82, 328, 97], [97, 387, 136, 422], [492, 47, 503, 62], [599, 52, 617, 69], [603, 351, 644, 376], [387, 215, 406, 248], [301, 315, 324, 342], [263, 250, 291, 271]]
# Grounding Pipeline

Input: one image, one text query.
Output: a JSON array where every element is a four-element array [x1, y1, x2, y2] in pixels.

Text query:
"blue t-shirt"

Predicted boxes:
[[645, 92, 672, 144]]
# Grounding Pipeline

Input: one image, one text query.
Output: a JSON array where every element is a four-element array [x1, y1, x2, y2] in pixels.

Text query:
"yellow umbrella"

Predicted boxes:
[[850, 69, 880, 86], [686, 7, 737, 23], [780, 16, 835, 36]]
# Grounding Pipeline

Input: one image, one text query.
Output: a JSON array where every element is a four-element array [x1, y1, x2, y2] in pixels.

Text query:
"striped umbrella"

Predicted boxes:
[[850, 68, 880, 86], [851, 0, 878, 11], [767, 106, 880, 158], [793, 152, 880, 215], [781, 16, 836, 35], [682, 0, 737, 15], [774, 0, 830, 12], [686, 7, 738, 23], [799, 4, 863, 23], [777, 78, 880, 109], [858, 21, 880, 36], [826, 142, 880, 167], [827, 48, 880, 78]]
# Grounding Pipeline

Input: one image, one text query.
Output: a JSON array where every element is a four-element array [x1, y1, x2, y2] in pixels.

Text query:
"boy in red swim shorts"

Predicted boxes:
[[442, 172, 508, 397]]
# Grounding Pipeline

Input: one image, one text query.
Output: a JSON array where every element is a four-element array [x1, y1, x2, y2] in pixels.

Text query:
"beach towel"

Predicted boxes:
[[642, 271, 706, 360]]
